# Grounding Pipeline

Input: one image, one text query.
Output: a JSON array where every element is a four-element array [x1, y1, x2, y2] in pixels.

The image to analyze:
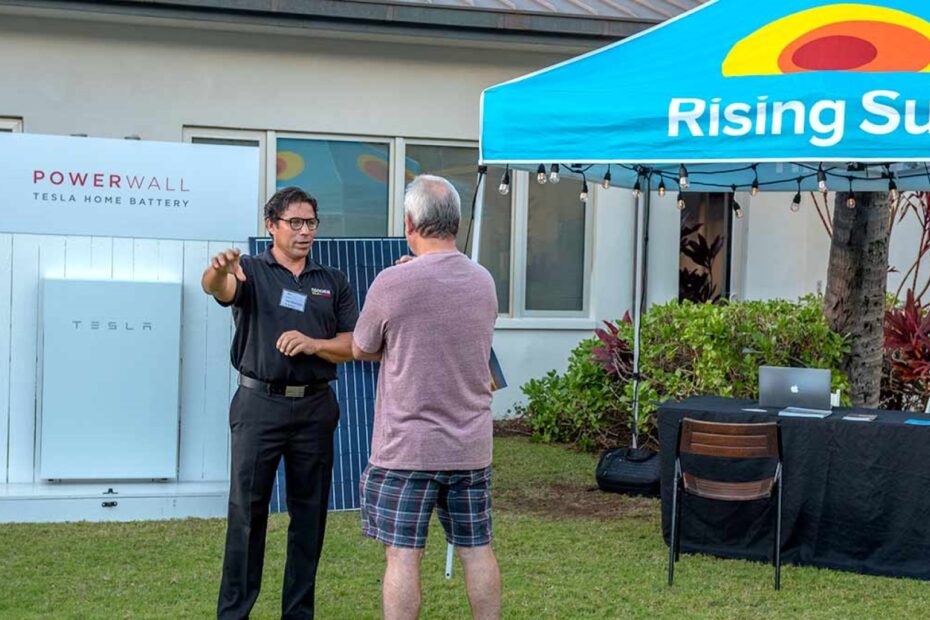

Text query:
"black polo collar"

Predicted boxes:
[[258, 247, 322, 275]]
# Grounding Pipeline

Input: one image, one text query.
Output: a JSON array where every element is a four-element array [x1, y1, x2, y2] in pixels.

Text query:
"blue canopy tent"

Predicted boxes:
[[478, 0, 930, 447]]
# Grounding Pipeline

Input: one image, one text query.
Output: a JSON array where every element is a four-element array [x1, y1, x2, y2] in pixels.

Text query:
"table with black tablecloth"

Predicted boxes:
[[658, 396, 930, 580]]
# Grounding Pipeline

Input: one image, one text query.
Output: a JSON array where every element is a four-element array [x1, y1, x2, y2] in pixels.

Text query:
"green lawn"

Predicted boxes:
[[1, 437, 928, 619]]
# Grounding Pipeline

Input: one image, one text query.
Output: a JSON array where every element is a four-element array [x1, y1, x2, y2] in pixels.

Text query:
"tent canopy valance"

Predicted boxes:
[[480, 0, 930, 193]]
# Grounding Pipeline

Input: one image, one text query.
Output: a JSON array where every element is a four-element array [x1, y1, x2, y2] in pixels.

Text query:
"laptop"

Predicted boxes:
[[759, 366, 832, 415]]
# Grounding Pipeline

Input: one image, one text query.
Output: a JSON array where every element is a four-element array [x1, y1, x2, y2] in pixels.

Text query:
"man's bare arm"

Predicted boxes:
[[352, 339, 382, 362], [314, 332, 354, 363], [277, 331, 355, 363], [202, 248, 246, 303]]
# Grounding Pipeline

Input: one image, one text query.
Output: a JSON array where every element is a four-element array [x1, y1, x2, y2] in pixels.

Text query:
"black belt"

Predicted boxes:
[[238, 374, 330, 398]]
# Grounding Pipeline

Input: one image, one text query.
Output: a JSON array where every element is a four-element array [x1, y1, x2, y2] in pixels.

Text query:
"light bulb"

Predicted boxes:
[[678, 164, 689, 190], [632, 179, 641, 198], [818, 165, 828, 194], [791, 192, 801, 212], [498, 169, 511, 196], [536, 164, 547, 185], [580, 180, 589, 203], [677, 192, 686, 211], [751, 179, 759, 196], [602, 170, 611, 190], [733, 202, 744, 219], [847, 194, 856, 209], [658, 179, 666, 197], [549, 164, 560, 184]]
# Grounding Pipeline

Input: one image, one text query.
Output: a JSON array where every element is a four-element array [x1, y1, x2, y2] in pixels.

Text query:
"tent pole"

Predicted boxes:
[[630, 172, 652, 449], [468, 170, 486, 262]]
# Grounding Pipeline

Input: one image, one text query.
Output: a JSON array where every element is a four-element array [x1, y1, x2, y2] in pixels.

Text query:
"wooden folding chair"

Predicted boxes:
[[668, 418, 784, 590]]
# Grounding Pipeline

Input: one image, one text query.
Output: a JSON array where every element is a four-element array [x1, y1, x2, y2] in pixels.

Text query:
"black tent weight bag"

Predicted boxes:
[[595, 446, 660, 497]]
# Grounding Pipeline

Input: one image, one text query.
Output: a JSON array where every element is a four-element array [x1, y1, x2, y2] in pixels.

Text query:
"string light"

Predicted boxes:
[[498, 167, 511, 196], [887, 166, 898, 202], [730, 185, 743, 219], [482, 161, 929, 212], [817, 163, 828, 195], [548, 163, 560, 184]]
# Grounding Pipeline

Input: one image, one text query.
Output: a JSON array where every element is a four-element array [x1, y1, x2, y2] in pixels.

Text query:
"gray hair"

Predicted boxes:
[[404, 174, 461, 239]]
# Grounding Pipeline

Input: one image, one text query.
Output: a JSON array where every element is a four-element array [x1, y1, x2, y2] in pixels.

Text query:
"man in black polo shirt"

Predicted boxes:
[[202, 186, 358, 620]]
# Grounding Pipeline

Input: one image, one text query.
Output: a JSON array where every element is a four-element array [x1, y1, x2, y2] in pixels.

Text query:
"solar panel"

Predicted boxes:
[[248, 237, 410, 512]]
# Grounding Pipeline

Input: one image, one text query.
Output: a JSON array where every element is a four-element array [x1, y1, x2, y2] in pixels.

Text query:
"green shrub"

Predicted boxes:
[[516, 338, 615, 452], [517, 296, 849, 450]]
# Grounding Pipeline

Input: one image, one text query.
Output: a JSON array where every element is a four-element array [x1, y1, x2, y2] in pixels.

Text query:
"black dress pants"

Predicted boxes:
[[217, 385, 339, 620]]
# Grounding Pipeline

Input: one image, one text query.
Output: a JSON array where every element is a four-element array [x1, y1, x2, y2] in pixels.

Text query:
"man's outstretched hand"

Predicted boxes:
[[211, 248, 247, 282]]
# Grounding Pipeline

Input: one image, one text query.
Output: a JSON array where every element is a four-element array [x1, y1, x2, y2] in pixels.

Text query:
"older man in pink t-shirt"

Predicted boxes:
[[352, 174, 500, 620]]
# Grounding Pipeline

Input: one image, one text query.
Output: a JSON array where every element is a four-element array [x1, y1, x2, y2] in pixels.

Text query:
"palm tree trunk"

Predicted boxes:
[[823, 192, 890, 407]]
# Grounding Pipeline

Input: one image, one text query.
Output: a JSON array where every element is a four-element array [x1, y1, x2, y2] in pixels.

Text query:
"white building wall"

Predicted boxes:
[[0, 15, 566, 142], [741, 192, 828, 300], [740, 191, 921, 302], [887, 203, 930, 300], [645, 191, 683, 306]]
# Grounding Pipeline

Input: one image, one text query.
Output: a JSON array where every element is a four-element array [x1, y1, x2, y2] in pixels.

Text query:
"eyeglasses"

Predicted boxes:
[[276, 217, 319, 231]]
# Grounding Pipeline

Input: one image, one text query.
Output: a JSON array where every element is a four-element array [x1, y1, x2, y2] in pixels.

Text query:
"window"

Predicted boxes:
[[404, 144, 511, 313], [183, 127, 266, 232], [0, 117, 23, 132], [402, 144, 477, 249], [276, 137, 390, 238], [192, 137, 260, 148], [477, 169, 513, 315], [678, 192, 732, 303], [180, 127, 594, 319], [526, 177, 588, 313]]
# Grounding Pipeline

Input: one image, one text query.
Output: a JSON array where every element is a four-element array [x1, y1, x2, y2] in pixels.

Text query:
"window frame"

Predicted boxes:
[[176, 127, 596, 322], [474, 163, 516, 316], [0, 117, 23, 132], [395, 138, 479, 238], [182, 126, 268, 234], [518, 170, 595, 319]]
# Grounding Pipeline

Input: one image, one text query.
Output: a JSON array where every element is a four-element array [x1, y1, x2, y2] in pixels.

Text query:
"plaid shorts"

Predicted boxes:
[[360, 464, 493, 549]]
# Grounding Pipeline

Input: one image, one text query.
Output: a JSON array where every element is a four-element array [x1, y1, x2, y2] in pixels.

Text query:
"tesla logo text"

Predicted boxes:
[[72, 321, 153, 331]]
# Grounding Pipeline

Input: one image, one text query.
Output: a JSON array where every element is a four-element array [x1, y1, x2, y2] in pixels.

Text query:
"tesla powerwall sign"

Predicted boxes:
[[40, 279, 182, 480], [0, 133, 258, 241]]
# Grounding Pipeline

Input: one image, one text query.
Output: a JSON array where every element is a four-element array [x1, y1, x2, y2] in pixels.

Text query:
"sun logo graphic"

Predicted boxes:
[[723, 3, 930, 76], [277, 151, 305, 181]]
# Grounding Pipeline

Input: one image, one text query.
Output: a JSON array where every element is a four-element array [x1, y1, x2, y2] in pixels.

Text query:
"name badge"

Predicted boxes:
[[280, 289, 308, 312]]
